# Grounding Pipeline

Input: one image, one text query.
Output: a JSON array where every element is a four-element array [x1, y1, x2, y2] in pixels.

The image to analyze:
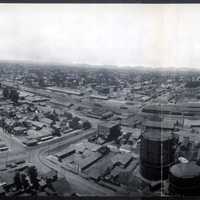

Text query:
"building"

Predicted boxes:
[[13, 127, 27, 135], [23, 139, 38, 146], [26, 120, 46, 130], [55, 148, 76, 160], [27, 128, 52, 141], [111, 153, 133, 168], [142, 103, 200, 118], [47, 87, 84, 96], [74, 152, 103, 171], [174, 129, 200, 143], [98, 121, 121, 141], [89, 95, 109, 100], [86, 107, 113, 120], [0, 141, 8, 151]]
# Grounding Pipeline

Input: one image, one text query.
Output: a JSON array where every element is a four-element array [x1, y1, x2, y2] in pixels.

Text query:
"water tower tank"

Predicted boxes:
[[169, 162, 200, 196], [140, 129, 175, 181]]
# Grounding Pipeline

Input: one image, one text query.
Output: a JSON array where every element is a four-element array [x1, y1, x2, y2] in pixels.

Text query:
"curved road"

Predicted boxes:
[[0, 127, 114, 195]]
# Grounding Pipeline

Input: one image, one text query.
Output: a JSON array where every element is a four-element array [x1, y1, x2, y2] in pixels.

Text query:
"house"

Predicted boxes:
[[23, 139, 38, 146], [41, 118, 53, 126], [184, 119, 200, 128], [174, 129, 200, 143], [26, 120, 46, 130], [13, 127, 27, 135]]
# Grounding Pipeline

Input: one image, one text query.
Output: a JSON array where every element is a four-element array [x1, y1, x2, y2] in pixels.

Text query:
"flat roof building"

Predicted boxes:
[[47, 87, 84, 96], [89, 95, 109, 100], [98, 121, 121, 141]]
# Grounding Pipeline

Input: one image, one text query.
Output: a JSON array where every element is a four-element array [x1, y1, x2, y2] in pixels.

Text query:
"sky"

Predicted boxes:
[[0, 4, 200, 69]]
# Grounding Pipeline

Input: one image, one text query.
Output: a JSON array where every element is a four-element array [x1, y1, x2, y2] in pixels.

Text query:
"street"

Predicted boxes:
[[0, 125, 114, 195]]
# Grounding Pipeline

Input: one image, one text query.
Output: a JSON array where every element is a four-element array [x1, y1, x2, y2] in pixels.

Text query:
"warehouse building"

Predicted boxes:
[[47, 87, 84, 96], [98, 121, 121, 141], [89, 95, 109, 100]]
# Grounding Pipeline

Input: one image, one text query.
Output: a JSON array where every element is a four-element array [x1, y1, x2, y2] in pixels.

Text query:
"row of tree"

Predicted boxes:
[[13, 166, 39, 192], [13, 166, 58, 195]]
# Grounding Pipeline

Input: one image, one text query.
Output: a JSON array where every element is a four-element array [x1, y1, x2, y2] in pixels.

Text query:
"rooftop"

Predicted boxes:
[[89, 95, 108, 100], [170, 162, 200, 178], [47, 87, 83, 96], [111, 153, 133, 166], [98, 121, 120, 129]]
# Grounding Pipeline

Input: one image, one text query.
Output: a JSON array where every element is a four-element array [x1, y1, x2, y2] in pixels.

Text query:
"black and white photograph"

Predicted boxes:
[[0, 4, 200, 197]]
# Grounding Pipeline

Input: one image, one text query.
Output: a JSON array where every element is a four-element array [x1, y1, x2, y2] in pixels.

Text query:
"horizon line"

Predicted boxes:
[[0, 59, 200, 72]]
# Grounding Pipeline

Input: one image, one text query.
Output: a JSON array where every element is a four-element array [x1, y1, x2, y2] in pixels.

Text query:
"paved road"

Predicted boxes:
[[0, 126, 114, 195], [0, 128, 25, 152], [43, 156, 115, 196]]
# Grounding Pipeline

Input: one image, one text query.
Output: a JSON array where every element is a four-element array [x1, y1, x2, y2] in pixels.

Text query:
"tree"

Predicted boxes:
[[2, 87, 10, 98], [38, 77, 45, 88], [64, 111, 73, 120], [3, 88, 20, 104], [69, 117, 81, 130], [46, 178, 56, 193], [52, 127, 61, 137], [46, 110, 59, 121], [98, 146, 110, 155], [14, 172, 22, 191], [0, 117, 5, 129], [73, 116, 80, 122], [33, 114, 39, 121], [28, 166, 39, 190], [10, 89, 19, 104], [52, 173, 58, 182], [21, 173, 30, 190], [82, 121, 91, 130]]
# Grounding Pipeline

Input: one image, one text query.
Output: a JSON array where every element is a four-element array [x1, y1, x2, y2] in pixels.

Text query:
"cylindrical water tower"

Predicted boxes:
[[169, 162, 200, 196], [140, 129, 175, 181]]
